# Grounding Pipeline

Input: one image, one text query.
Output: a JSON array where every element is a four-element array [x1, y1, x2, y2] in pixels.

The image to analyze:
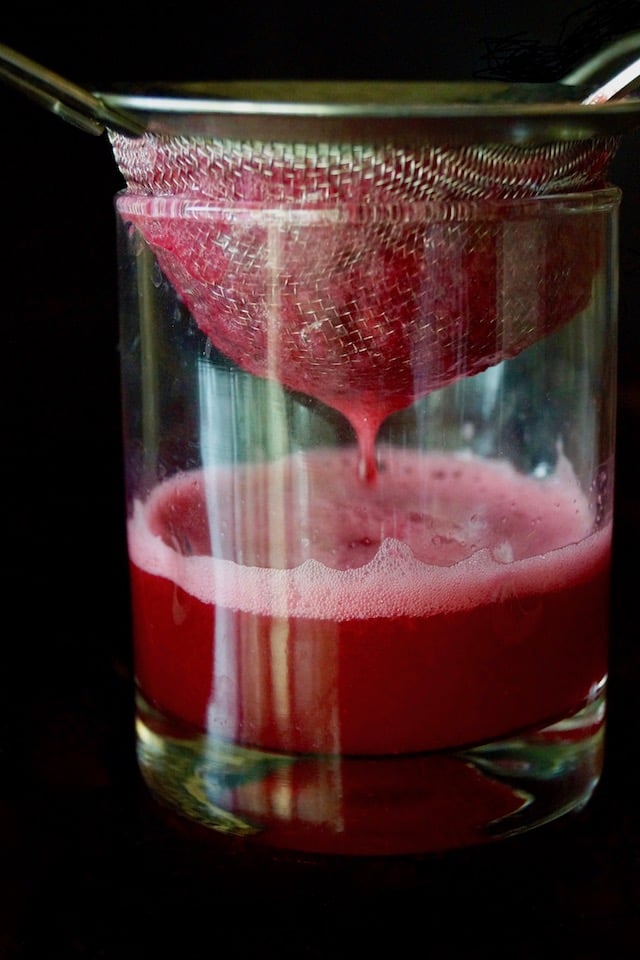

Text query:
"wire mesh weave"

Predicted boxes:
[[112, 131, 618, 423], [110, 132, 619, 201]]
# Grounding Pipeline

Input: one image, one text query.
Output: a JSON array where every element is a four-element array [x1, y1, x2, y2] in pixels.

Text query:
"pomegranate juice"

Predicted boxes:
[[128, 447, 610, 757]]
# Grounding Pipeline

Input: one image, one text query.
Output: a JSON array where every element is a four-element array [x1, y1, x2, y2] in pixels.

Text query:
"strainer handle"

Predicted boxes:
[[562, 32, 640, 103], [0, 42, 145, 136]]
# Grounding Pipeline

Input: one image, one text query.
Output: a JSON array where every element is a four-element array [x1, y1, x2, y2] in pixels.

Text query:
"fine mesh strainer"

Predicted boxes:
[[1, 37, 639, 442]]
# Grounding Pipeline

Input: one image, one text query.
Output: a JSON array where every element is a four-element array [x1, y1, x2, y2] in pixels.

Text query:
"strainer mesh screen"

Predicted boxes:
[[112, 131, 618, 427], [111, 132, 618, 201]]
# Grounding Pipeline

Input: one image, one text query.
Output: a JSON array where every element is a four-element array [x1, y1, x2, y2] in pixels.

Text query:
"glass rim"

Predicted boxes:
[[115, 185, 622, 223]]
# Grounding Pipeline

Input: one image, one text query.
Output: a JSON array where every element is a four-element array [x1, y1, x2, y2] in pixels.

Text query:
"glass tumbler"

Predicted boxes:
[[117, 187, 619, 856]]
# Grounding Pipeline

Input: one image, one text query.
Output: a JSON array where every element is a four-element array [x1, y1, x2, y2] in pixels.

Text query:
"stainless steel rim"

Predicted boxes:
[[101, 80, 640, 144]]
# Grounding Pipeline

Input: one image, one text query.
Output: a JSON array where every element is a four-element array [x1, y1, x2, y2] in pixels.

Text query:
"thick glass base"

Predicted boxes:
[[136, 688, 605, 857]]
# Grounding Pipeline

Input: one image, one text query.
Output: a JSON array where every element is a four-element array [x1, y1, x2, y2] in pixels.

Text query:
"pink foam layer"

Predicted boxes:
[[127, 448, 610, 620]]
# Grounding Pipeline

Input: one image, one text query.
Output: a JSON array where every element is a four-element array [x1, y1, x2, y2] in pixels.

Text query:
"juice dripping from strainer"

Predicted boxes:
[[112, 128, 614, 487], [118, 186, 602, 485]]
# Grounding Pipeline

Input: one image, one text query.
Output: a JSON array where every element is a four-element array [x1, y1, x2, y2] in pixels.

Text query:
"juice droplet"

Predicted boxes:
[[339, 405, 387, 486], [358, 431, 378, 484]]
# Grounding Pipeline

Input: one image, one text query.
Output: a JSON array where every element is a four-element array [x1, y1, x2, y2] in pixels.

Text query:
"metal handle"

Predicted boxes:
[[0, 43, 145, 136], [562, 32, 640, 103]]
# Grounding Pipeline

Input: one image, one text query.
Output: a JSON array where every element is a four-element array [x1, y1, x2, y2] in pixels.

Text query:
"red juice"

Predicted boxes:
[[128, 447, 610, 758]]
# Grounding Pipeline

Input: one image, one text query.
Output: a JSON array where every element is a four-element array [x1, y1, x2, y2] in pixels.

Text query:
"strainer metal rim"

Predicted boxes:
[[100, 81, 640, 144]]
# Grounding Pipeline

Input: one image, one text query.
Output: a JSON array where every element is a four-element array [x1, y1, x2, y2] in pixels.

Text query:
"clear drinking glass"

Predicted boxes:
[[117, 187, 619, 856]]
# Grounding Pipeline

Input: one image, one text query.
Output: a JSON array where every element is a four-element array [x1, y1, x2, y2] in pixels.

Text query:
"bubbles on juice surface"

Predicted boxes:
[[128, 446, 608, 621]]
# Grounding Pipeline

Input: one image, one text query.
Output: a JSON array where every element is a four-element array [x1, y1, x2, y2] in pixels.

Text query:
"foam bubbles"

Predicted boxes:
[[127, 448, 610, 621]]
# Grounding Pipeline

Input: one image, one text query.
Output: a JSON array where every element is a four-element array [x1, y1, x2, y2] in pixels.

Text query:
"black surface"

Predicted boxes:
[[2, 5, 639, 956]]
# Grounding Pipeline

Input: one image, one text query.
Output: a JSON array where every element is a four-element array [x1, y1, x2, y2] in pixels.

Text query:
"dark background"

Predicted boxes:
[[1, 2, 639, 957]]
